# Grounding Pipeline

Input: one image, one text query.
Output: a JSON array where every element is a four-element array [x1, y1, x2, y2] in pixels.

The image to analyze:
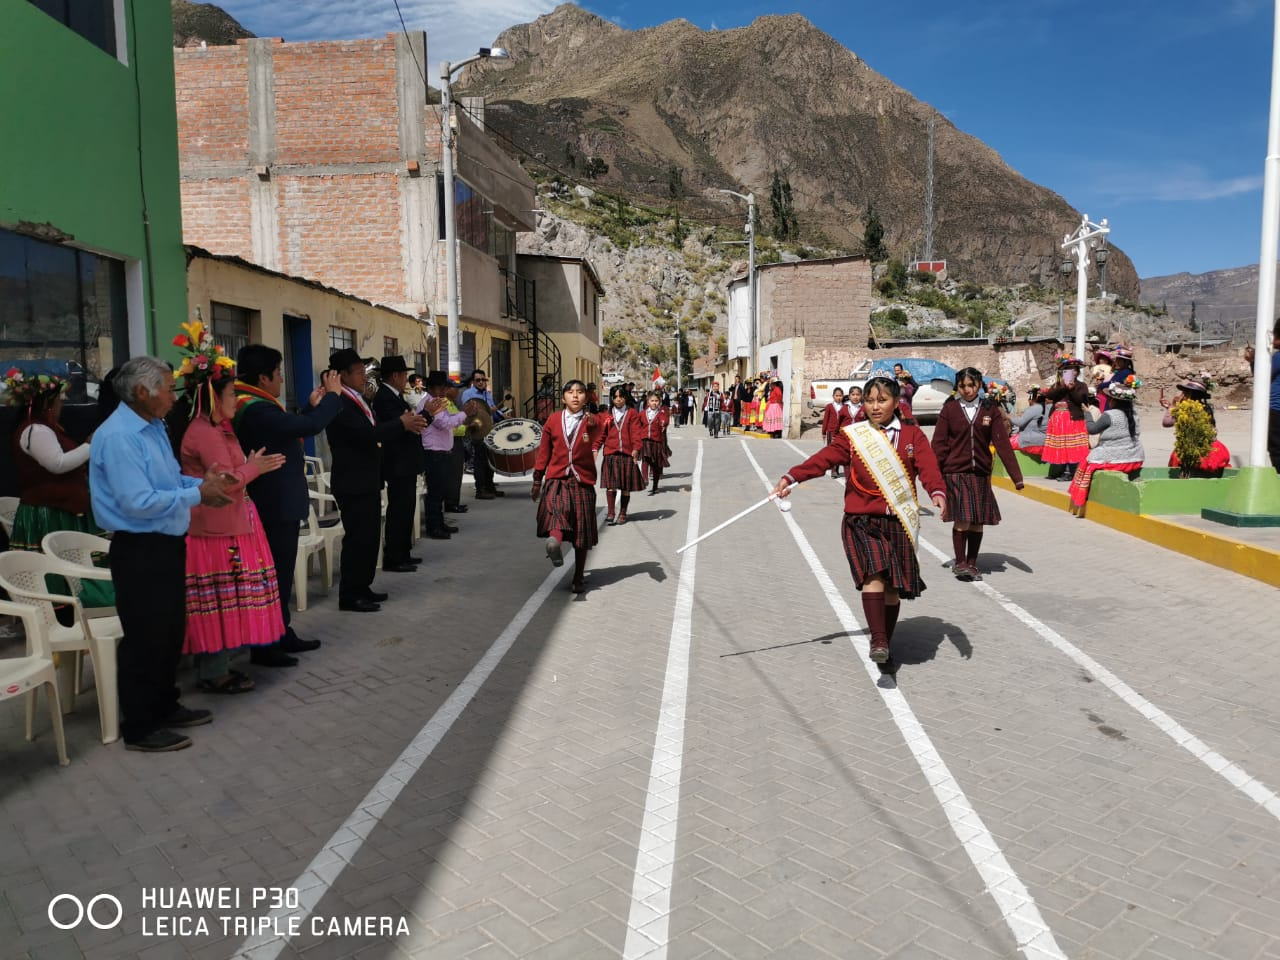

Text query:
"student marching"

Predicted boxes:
[[638, 390, 671, 495], [599, 385, 645, 525]]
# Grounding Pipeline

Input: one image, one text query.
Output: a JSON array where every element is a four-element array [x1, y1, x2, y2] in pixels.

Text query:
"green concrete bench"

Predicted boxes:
[[993, 450, 1051, 478], [1088, 468, 1240, 515]]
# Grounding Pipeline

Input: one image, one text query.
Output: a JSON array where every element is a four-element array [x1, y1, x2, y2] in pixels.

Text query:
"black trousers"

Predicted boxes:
[[471, 438, 495, 494], [383, 475, 416, 565], [423, 450, 452, 531], [1270, 409, 1280, 473], [447, 437, 465, 508], [260, 516, 299, 640], [335, 491, 381, 600], [110, 532, 186, 743]]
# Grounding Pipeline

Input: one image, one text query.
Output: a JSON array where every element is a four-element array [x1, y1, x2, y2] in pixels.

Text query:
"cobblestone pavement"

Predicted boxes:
[[4, 430, 1280, 960]]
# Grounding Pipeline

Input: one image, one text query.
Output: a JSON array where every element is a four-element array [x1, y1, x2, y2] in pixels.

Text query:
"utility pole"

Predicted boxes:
[[1061, 214, 1110, 360], [719, 188, 756, 373], [924, 118, 935, 262]]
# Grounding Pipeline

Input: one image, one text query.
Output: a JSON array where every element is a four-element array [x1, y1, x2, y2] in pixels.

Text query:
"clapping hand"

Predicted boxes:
[[199, 464, 235, 507], [424, 397, 448, 416], [401, 411, 428, 433], [248, 447, 287, 474]]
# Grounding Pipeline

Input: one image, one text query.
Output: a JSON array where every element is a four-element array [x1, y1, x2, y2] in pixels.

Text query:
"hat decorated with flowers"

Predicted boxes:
[[1177, 372, 1215, 397], [1102, 373, 1141, 401], [172, 318, 236, 388], [1055, 351, 1085, 370], [984, 380, 1010, 404], [2, 367, 65, 410]]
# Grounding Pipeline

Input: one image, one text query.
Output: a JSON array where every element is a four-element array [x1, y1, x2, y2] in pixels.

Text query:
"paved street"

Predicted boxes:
[[4, 430, 1280, 960]]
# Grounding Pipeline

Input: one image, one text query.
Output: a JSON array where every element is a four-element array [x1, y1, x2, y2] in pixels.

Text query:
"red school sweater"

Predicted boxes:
[[785, 423, 945, 516]]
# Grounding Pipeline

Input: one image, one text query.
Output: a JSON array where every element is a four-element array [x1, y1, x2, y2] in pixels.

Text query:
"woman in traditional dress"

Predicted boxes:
[[1041, 355, 1093, 481], [4, 368, 114, 608], [763, 379, 785, 438], [1162, 377, 1232, 476], [170, 321, 287, 693], [1068, 379, 1146, 517], [1010, 387, 1048, 459]]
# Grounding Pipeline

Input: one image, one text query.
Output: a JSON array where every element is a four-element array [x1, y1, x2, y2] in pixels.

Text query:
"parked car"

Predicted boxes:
[[809, 357, 958, 422], [601, 371, 625, 385]]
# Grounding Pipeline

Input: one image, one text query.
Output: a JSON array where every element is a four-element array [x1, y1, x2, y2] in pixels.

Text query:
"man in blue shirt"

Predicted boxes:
[[1245, 318, 1280, 472], [460, 368, 504, 499], [90, 356, 235, 752]]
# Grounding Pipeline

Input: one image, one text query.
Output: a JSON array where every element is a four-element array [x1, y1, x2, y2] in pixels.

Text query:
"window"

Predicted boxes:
[[491, 224, 514, 266], [210, 302, 252, 359], [26, 0, 117, 58], [437, 176, 490, 252], [413, 351, 427, 376], [383, 336, 399, 357], [437, 328, 476, 376], [0, 227, 127, 391], [329, 326, 355, 352]]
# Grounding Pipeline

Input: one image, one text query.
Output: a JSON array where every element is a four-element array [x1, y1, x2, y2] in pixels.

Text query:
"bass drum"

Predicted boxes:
[[484, 418, 543, 476]]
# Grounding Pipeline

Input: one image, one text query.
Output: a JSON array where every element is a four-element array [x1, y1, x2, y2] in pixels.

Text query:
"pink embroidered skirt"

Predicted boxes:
[[183, 501, 285, 656]]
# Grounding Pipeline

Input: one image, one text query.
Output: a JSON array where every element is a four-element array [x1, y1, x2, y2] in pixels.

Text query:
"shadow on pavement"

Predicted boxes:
[[891, 615, 973, 663], [581, 560, 667, 589]]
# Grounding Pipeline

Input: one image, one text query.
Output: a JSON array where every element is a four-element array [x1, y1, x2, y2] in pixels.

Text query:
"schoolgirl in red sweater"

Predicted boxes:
[[531, 380, 607, 594], [599, 385, 644, 524], [638, 390, 671, 496], [775, 376, 947, 671], [930, 367, 1024, 582], [821, 388, 853, 478]]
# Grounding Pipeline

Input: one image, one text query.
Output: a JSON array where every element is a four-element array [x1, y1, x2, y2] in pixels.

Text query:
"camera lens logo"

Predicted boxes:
[[48, 894, 123, 931]]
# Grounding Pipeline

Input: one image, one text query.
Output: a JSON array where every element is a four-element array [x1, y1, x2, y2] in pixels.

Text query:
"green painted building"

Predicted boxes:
[[0, 0, 187, 381]]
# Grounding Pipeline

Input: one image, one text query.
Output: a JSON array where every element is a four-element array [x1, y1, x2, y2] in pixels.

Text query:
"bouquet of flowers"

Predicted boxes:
[[984, 381, 1010, 404], [172, 319, 236, 386]]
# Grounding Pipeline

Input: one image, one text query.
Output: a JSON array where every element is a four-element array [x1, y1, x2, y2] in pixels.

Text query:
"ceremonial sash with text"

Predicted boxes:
[[843, 421, 920, 549]]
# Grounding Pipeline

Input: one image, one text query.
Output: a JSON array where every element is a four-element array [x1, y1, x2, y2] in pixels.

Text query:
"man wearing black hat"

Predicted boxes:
[[372, 355, 442, 571], [417, 370, 467, 538], [325, 349, 427, 612]]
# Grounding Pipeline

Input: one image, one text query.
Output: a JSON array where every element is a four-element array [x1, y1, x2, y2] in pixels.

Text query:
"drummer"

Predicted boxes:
[[461, 369, 504, 500], [418, 371, 467, 540]]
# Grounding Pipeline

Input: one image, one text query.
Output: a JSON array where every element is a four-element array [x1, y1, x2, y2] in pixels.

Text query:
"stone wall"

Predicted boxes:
[[757, 257, 873, 348]]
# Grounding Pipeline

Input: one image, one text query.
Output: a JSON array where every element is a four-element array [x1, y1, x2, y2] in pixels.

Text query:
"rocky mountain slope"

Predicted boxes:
[[465, 4, 1139, 299], [172, 1, 253, 47], [1141, 264, 1268, 342]]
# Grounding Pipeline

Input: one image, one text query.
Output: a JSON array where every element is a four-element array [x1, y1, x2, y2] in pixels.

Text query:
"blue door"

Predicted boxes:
[[283, 315, 315, 455]]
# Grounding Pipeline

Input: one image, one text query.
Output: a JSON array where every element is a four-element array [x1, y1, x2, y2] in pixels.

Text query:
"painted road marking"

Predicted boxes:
[[622, 440, 704, 960], [232, 531, 587, 959], [914, 535, 1280, 823], [751, 440, 1066, 960]]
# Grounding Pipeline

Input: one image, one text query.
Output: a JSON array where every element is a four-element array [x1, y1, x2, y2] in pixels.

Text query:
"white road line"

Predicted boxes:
[[622, 440, 703, 960], [914, 535, 1280, 823], [232, 540, 583, 959], [783, 434, 1280, 820], [746, 440, 1066, 960]]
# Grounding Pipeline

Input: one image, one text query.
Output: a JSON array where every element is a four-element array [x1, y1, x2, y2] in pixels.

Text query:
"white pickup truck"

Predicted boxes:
[[808, 358, 961, 421]]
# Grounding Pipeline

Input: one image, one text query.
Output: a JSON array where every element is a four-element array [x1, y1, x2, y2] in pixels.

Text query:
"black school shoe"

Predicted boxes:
[[125, 729, 192, 752], [339, 597, 381, 613], [280, 636, 321, 653], [445, 504, 469, 513], [165, 706, 213, 728], [251, 647, 299, 667], [363, 589, 390, 602]]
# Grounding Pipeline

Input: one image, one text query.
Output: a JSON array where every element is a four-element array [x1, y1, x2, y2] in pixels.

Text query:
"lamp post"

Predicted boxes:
[[440, 46, 509, 380], [719, 188, 756, 375], [1060, 214, 1110, 360]]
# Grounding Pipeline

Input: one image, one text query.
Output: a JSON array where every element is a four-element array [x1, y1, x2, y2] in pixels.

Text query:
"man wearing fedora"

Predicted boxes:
[[326, 349, 427, 612], [372, 355, 444, 573]]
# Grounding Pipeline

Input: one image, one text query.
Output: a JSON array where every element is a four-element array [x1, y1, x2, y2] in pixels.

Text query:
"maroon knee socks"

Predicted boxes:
[[965, 530, 984, 564]]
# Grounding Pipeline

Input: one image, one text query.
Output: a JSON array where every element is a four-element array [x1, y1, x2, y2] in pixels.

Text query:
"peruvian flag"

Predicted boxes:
[[652, 365, 662, 382]]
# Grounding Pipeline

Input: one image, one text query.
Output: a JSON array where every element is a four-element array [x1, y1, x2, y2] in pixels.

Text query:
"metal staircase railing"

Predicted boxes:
[[503, 269, 562, 419]]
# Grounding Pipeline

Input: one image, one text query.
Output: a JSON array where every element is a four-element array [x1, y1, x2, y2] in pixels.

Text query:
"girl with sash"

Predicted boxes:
[[931, 368, 1024, 582], [600, 385, 645, 524], [774, 376, 947, 669], [639, 390, 671, 496], [531, 380, 606, 594]]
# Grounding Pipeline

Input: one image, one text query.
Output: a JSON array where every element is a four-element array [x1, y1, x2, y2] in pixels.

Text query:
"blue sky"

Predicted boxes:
[[218, 1, 1275, 280]]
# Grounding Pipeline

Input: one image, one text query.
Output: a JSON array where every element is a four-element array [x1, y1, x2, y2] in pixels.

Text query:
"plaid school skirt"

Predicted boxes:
[[945, 473, 1002, 526], [1043, 407, 1090, 464], [537, 477, 598, 551], [600, 452, 644, 491], [841, 513, 925, 599], [640, 438, 670, 468]]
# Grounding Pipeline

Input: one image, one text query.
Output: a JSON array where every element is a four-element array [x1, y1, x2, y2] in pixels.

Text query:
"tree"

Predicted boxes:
[[668, 165, 685, 201], [671, 210, 688, 249], [563, 143, 576, 171], [863, 204, 887, 261], [582, 156, 608, 179], [770, 170, 797, 241], [1189, 300, 1198, 333]]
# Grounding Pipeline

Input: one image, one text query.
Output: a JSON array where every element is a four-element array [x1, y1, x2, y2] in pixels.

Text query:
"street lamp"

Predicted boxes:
[[663, 310, 682, 391], [440, 46, 510, 379], [1060, 214, 1110, 360], [719, 188, 756, 375]]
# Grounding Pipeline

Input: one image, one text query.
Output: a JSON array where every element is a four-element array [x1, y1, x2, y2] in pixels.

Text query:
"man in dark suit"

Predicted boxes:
[[326, 349, 426, 612], [371, 355, 439, 571], [234, 345, 344, 665]]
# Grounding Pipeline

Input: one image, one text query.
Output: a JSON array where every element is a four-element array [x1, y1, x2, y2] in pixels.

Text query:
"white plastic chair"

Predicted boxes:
[[0, 496, 19, 539], [413, 475, 426, 540], [308, 492, 345, 585], [293, 513, 326, 612], [0, 598, 69, 765], [40, 531, 115, 619], [0, 551, 122, 744]]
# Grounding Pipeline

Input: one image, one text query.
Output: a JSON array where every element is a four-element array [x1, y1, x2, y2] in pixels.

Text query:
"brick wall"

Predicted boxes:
[[174, 44, 250, 168], [179, 178, 252, 255], [757, 257, 873, 348]]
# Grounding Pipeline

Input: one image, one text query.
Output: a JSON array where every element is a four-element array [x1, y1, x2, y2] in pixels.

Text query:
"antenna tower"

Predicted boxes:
[[923, 118, 935, 262]]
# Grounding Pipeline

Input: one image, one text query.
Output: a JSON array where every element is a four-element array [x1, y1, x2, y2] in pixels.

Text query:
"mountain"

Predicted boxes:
[[464, 4, 1139, 299], [1140, 265, 1264, 340], [172, 0, 254, 47]]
